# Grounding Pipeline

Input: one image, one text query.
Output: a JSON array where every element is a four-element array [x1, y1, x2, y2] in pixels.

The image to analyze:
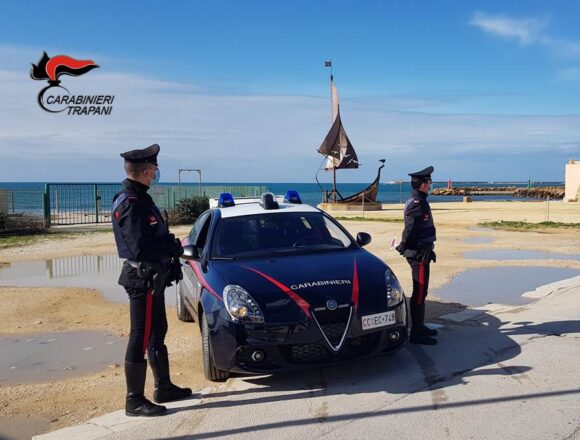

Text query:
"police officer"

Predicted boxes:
[[112, 144, 192, 417], [396, 166, 438, 345]]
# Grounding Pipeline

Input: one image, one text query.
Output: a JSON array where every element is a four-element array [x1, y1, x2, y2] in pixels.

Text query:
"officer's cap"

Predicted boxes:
[[409, 165, 434, 182], [120, 144, 160, 166]]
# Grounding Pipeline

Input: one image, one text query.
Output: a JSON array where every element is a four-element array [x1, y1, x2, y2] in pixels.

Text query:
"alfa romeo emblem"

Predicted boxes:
[[326, 299, 338, 310]]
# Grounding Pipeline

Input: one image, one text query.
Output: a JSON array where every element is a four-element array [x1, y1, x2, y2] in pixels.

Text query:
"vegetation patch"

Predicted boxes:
[[478, 221, 580, 231], [170, 196, 210, 225], [335, 216, 403, 223]]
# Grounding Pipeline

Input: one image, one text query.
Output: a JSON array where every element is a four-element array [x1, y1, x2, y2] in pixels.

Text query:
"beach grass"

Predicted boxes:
[[0, 229, 112, 250], [478, 220, 580, 231], [335, 216, 403, 223]]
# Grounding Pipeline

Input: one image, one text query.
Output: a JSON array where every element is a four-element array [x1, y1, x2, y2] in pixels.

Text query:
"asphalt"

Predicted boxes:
[[34, 276, 580, 440]]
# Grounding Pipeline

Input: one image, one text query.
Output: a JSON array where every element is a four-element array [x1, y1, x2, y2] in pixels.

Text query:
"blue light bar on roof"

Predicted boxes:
[[284, 190, 302, 204], [218, 192, 235, 208]]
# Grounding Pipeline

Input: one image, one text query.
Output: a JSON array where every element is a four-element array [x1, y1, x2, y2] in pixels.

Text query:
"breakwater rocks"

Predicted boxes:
[[432, 186, 564, 199]]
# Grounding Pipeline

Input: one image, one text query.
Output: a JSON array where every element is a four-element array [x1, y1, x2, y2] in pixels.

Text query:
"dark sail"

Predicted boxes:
[[317, 110, 359, 170]]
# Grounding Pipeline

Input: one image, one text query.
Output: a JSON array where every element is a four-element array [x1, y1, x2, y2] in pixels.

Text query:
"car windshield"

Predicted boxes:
[[212, 212, 354, 259]]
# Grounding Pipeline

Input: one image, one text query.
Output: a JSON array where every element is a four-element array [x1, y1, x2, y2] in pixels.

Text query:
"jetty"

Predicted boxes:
[[432, 186, 564, 200]]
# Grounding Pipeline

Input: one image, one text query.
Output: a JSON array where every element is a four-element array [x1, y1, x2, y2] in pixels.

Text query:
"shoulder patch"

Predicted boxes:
[[148, 215, 158, 225]]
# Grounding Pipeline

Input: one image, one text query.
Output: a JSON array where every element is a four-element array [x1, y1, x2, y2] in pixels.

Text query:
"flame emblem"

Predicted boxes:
[[30, 52, 99, 85]]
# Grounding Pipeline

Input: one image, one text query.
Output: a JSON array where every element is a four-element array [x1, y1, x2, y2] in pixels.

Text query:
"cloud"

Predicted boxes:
[[0, 44, 578, 182], [470, 12, 547, 46], [470, 12, 580, 57]]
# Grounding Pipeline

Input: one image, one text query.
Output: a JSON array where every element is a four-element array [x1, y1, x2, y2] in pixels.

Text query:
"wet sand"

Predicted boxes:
[[0, 201, 578, 437]]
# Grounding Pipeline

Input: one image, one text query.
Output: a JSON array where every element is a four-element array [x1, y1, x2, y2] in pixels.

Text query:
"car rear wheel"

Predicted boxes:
[[201, 312, 230, 382], [176, 283, 193, 322]]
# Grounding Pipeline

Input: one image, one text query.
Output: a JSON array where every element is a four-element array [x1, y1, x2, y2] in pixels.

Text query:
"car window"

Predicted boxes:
[[212, 212, 353, 258], [190, 211, 211, 248]]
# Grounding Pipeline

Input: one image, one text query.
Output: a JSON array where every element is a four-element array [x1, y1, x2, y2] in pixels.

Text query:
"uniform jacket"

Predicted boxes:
[[400, 189, 436, 251]]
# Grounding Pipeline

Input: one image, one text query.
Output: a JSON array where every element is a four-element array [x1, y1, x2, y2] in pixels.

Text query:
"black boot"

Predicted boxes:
[[125, 361, 167, 417], [422, 325, 438, 336], [148, 345, 192, 404], [410, 304, 437, 345]]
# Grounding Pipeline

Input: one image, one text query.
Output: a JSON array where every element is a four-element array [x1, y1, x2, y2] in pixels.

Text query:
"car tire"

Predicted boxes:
[[176, 283, 194, 322], [201, 312, 230, 382]]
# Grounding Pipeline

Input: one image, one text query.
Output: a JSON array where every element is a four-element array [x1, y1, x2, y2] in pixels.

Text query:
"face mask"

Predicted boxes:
[[149, 168, 161, 186]]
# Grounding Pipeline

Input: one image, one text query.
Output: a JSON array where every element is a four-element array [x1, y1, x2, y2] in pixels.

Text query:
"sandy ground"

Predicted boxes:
[[0, 201, 578, 438]]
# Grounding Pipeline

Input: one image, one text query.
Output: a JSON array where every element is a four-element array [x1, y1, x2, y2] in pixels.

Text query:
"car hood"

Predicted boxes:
[[211, 249, 391, 323]]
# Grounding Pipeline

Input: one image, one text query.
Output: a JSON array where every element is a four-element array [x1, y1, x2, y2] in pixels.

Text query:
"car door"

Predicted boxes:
[[182, 211, 213, 312]]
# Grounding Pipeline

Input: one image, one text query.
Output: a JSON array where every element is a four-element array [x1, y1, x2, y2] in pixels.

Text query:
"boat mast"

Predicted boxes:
[[326, 60, 337, 202]]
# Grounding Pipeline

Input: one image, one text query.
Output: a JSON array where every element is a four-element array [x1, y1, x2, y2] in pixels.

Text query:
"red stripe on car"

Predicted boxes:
[[244, 266, 311, 318], [188, 261, 223, 302], [351, 258, 359, 311]]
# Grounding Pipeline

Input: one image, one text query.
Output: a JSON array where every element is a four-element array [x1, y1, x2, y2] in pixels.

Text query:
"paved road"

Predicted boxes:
[[37, 277, 580, 440]]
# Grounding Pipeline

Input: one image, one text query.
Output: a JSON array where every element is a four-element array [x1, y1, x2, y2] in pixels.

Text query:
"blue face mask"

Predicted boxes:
[[150, 168, 161, 186]]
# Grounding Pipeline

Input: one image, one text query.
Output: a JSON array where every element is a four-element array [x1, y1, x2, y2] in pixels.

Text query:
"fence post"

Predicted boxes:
[[43, 184, 51, 228], [94, 184, 99, 223]]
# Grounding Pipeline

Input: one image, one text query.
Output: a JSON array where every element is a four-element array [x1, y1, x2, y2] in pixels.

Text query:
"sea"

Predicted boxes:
[[0, 181, 564, 211]]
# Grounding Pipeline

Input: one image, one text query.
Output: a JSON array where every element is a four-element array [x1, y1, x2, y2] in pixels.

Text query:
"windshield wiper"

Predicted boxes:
[[212, 256, 238, 261]]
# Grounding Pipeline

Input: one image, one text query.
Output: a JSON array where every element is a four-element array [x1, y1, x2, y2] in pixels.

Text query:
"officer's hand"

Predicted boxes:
[[173, 238, 184, 257], [430, 251, 437, 263], [395, 243, 405, 255]]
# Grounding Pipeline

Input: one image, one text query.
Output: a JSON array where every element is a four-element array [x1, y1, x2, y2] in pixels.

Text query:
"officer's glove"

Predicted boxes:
[[430, 251, 437, 263], [173, 237, 184, 257], [166, 257, 183, 286], [395, 243, 405, 255]]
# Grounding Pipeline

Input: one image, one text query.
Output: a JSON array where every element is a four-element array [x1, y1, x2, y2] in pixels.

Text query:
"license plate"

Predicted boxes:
[[361, 311, 396, 330]]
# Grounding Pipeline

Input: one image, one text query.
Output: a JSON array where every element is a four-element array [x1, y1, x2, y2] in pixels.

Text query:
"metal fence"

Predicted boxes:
[[0, 188, 46, 229], [0, 183, 268, 228]]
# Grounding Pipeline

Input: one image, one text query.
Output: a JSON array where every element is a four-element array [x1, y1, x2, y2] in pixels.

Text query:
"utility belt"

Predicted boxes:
[[126, 260, 170, 280], [403, 243, 435, 262]]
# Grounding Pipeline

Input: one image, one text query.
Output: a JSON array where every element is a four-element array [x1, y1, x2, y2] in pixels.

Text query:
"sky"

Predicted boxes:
[[1, 0, 580, 183]]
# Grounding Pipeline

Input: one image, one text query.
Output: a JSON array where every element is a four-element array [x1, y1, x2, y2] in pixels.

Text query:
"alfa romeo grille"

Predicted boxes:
[[311, 304, 353, 352]]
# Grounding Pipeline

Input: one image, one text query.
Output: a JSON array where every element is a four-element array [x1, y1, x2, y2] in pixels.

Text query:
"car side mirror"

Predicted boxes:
[[356, 232, 372, 247], [181, 244, 200, 260]]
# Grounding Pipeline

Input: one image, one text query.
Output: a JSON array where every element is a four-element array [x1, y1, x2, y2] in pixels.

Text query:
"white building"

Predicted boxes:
[[564, 160, 580, 202]]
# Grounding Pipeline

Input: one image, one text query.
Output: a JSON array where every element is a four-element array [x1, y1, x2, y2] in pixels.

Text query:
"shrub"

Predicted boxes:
[[171, 196, 209, 225], [0, 212, 6, 230]]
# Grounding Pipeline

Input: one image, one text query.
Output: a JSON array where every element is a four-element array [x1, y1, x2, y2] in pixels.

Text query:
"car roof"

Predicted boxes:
[[216, 201, 321, 219]]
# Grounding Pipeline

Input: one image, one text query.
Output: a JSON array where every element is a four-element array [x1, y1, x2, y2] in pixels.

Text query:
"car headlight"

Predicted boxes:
[[385, 270, 404, 307], [223, 285, 264, 323]]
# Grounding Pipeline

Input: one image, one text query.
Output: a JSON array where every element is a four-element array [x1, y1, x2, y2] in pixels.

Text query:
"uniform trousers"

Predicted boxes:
[[125, 286, 168, 363], [406, 257, 431, 330]]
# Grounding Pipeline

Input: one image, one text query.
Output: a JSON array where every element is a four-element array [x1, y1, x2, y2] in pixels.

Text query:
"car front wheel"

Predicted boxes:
[[201, 312, 230, 382]]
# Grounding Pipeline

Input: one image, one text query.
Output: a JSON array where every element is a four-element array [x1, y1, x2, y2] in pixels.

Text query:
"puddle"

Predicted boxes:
[[434, 267, 580, 306], [0, 415, 50, 440], [0, 331, 126, 384], [0, 254, 177, 305], [465, 249, 580, 261], [463, 237, 495, 244], [469, 226, 494, 232]]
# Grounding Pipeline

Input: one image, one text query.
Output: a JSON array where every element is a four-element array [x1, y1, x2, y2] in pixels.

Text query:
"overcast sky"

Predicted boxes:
[[1, 1, 579, 183]]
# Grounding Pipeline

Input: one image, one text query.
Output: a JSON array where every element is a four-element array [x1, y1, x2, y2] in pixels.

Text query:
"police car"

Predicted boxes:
[[177, 191, 408, 381]]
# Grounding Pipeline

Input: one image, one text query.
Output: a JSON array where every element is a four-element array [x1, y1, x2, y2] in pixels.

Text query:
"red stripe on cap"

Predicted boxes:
[[142, 289, 153, 354], [244, 266, 311, 318], [188, 261, 223, 302], [352, 258, 359, 311]]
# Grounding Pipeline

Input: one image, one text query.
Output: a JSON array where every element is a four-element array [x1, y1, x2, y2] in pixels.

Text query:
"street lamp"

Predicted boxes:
[[178, 168, 203, 198]]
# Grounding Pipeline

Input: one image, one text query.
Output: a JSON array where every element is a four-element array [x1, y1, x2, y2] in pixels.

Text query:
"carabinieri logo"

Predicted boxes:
[[30, 52, 114, 115]]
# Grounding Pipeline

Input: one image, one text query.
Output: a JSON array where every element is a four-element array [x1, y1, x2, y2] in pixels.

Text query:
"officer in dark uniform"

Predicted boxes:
[[396, 166, 438, 345], [112, 143, 192, 417]]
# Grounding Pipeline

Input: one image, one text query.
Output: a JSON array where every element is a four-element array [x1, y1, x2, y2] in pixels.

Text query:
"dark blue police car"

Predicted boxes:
[[177, 192, 408, 381]]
